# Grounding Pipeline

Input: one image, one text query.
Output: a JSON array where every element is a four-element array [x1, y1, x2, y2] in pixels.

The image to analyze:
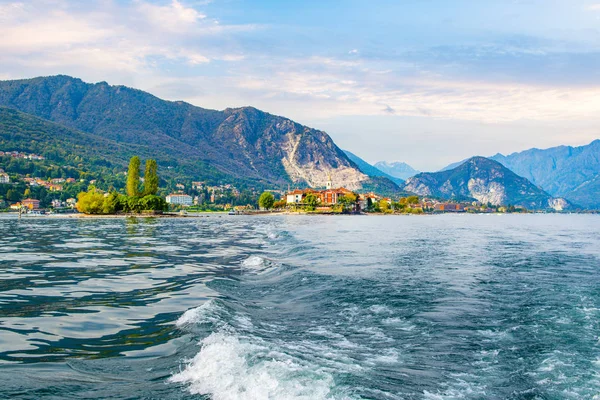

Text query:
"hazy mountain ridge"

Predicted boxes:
[[0, 75, 377, 190], [343, 150, 405, 186], [437, 140, 600, 208], [374, 161, 420, 180], [405, 157, 570, 210], [490, 140, 600, 208]]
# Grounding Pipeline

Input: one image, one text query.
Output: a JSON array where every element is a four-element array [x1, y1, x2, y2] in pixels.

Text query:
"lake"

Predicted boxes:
[[0, 214, 599, 399]]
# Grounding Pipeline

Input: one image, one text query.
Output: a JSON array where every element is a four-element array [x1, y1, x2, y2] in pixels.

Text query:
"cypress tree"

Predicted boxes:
[[143, 159, 159, 196], [126, 156, 141, 197]]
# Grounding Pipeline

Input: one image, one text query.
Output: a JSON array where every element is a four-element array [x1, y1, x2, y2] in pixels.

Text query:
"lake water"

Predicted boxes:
[[0, 214, 599, 399]]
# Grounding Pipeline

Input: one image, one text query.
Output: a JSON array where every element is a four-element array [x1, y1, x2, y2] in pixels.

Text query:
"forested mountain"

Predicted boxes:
[[0, 75, 395, 191], [405, 157, 570, 210], [0, 106, 215, 180]]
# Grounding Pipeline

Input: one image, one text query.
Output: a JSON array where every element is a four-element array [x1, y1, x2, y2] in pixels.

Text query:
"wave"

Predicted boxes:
[[240, 255, 282, 275], [176, 300, 226, 328], [169, 331, 341, 400]]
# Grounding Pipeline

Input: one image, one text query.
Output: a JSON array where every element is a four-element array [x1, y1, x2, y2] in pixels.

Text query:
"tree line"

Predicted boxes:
[[76, 156, 166, 214]]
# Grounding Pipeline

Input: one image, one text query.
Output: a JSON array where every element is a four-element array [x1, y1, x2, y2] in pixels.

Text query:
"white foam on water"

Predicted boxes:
[[176, 300, 224, 327], [240, 255, 280, 275], [241, 255, 265, 269], [356, 326, 393, 342], [382, 317, 416, 331], [234, 314, 254, 331], [422, 375, 487, 400], [369, 348, 400, 364], [169, 331, 342, 400], [369, 305, 393, 314]]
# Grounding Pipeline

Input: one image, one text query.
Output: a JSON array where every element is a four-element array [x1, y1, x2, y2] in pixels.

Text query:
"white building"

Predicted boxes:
[[0, 173, 9, 184], [166, 194, 193, 206], [51, 199, 64, 208]]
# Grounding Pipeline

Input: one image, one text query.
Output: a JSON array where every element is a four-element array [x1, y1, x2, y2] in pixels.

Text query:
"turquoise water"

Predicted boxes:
[[0, 214, 599, 399]]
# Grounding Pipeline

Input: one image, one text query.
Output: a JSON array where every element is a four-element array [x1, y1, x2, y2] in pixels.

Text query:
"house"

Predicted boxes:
[[51, 199, 64, 208], [319, 187, 352, 205], [9, 203, 21, 210], [0, 173, 9, 184], [66, 178, 76, 183], [434, 203, 465, 212], [176, 183, 185, 190], [51, 178, 65, 184], [66, 198, 77, 207], [22, 198, 40, 210], [286, 189, 306, 204], [358, 193, 380, 210], [166, 193, 193, 206], [286, 189, 319, 204]]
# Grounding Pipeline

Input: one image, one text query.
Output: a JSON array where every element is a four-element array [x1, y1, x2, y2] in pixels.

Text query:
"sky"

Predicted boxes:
[[1, 0, 599, 171]]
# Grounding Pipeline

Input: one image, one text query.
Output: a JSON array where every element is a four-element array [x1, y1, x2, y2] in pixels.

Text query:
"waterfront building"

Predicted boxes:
[[22, 198, 40, 210], [166, 194, 193, 206]]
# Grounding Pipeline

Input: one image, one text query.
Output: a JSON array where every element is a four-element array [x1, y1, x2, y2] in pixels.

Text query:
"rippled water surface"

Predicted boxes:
[[0, 214, 599, 399]]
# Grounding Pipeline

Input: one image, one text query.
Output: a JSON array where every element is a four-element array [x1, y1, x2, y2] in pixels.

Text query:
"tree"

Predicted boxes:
[[338, 193, 357, 213], [143, 159, 159, 196], [103, 192, 122, 214], [6, 189, 19, 202], [407, 196, 419, 205], [303, 193, 319, 211], [76, 188, 105, 214], [140, 195, 167, 212], [126, 156, 141, 197], [379, 199, 391, 213], [258, 192, 275, 210], [23, 188, 31, 198], [273, 199, 287, 209]]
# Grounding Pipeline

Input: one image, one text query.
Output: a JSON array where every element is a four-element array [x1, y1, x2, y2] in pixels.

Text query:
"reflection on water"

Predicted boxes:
[[0, 214, 599, 399]]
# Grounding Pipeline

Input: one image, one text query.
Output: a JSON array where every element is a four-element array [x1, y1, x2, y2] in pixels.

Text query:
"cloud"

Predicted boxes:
[[136, 0, 206, 33], [222, 55, 600, 123], [0, 0, 599, 131], [586, 3, 600, 10], [0, 0, 252, 75]]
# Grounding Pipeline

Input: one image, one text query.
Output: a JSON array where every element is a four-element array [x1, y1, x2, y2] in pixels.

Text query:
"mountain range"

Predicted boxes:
[[406, 157, 570, 210], [373, 161, 420, 181], [343, 151, 405, 186], [0, 75, 597, 209], [439, 140, 600, 209], [491, 141, 600, 208], [0, 75, 394, 192]]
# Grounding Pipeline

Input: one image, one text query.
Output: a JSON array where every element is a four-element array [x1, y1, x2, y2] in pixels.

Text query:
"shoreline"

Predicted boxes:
[[0, 211, 596, 219]]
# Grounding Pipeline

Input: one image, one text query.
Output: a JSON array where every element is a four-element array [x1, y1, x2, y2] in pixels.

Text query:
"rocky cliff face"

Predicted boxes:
[[0, 75, 371, 189], [277, 122, 368, 189], [405, 157, 569, 210]]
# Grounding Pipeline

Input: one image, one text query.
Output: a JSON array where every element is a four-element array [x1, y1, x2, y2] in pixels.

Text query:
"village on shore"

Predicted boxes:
[[1, 151, 570, 216], [2, 162, 530, 216]]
